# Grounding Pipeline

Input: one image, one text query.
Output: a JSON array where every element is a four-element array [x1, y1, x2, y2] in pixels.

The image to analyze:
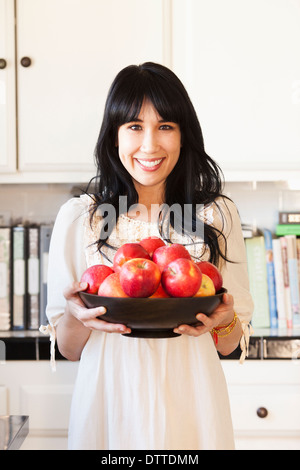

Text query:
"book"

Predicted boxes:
[[27, 226, 40, 330], [263, 229, 278, 328], [276, 224, 300, 236], [12, 226, 27, 330], [297, 238, 300, 302], [242, 224, 255, 239], [0, 227, 12, 331], [39, 225, 53, 326], [272, 238, 287, 329], [245, 236, 270, 328], [279, 211, 300, 224], [280, 236, 293, 328], [285, 235, 300, 327]]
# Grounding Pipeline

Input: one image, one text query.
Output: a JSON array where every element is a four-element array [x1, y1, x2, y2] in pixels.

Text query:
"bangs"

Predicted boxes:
[[110, 67, 185, 127]]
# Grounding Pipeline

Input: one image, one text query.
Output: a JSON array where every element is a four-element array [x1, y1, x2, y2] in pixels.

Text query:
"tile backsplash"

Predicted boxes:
[[0, 183, 85, 225], [224, 181, 300, 233], [0, 181, 299, 233]]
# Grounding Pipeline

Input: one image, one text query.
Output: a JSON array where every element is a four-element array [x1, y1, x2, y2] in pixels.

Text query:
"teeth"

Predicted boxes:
[[137, 159, 163, 167]]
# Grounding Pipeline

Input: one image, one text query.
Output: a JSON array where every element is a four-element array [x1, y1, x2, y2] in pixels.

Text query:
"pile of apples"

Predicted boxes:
[[80, 236, 223, 298]]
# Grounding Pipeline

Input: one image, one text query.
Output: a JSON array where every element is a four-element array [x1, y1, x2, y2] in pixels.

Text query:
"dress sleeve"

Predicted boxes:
[[45, 197, 88, 325], [214, 198, 254, 362], [39, 197, 88, 368]]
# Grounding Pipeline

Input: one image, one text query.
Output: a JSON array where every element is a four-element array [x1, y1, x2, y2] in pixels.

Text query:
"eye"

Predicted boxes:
[[159, 124, 175, 130], [128, 124, 142, 131]]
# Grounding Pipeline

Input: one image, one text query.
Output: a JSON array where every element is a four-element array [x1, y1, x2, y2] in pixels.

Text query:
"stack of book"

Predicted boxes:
[[0, 224, 53, 331], [245, 211, 300, 330]]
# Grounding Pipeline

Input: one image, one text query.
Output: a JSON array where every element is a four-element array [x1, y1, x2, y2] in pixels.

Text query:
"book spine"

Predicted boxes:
[[273, 238, 287, 328], [272, 238, 287, 329], [280, 236, 293, 328], [263, 229, 278, 328], [285, 235, 300, 327], [12, 226, 27, 330], [27, 227, 40, 330], [0, 228, 12, 331], [245, 236, 270, 328], [39, 225, 53, 326], [279, 211, 300, 224], [297, 238, 300, 305], [276, 224, 300, 236]]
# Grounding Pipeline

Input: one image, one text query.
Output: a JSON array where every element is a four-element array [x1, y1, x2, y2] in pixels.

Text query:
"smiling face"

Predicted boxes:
[[117, 100, 181, 204]]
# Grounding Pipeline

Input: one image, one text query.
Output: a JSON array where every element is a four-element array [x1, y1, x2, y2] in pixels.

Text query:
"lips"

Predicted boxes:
[[135, 158, 164, 171]]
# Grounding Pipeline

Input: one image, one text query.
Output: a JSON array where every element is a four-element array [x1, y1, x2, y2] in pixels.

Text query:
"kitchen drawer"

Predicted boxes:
[[228, 384, 300, 432]]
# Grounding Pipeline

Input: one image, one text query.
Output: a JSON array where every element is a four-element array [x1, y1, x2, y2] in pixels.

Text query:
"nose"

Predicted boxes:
[[140, 129, 160, 154]]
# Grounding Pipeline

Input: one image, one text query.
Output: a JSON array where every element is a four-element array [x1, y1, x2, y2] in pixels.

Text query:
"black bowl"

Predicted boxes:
[[79, 288, 227, 338]]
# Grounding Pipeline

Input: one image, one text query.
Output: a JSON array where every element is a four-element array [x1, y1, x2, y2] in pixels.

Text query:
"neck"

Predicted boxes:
[[135, 181, 165, 207], [127, 183, 165, 223]]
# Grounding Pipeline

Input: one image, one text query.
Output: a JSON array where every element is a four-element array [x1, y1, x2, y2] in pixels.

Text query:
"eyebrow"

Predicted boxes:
[[128, 118, 175, 123]]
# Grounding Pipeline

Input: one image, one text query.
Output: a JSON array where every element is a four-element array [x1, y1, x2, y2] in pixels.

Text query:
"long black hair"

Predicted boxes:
[[87, 62, 230, 265]]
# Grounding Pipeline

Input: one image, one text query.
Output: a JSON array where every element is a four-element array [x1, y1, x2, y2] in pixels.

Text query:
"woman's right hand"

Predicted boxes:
[[63, 281, 131, 334]]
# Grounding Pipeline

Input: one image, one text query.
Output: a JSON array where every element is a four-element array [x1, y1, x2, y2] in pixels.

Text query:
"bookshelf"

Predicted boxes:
[[1, 328, 299, 361], [0, 329, 64, 361], [0, 180, 300, 353]]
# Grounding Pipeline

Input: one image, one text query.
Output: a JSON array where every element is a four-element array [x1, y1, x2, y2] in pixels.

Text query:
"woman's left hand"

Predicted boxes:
[[173, 292, 235, 337]]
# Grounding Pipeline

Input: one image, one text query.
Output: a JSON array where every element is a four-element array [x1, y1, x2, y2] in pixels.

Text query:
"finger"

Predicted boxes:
[[89, 306, 107, 316], [174, 323, 208, 336], [86, 317, 131, 334], [76, 305, 107, 323], [63, 281, 87, 300], [222, 293, 234, 306], [195, 312, 214, 328]]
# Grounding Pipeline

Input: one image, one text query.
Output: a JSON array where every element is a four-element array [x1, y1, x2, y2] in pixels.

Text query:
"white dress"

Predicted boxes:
[[44, 194, 253, 450]]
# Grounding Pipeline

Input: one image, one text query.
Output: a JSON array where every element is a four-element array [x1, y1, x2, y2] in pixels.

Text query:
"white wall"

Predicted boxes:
[[1, 181, 300, 233]]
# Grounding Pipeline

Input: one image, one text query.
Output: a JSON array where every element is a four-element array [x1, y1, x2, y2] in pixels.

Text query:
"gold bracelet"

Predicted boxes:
[[211, 312, 238, 345]]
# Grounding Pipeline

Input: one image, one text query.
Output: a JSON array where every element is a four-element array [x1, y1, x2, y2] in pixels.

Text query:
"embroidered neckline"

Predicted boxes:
[[119, 213, 159, 227]]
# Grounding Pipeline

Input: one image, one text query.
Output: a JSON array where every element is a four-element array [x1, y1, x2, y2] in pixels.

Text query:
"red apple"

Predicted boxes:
[[194, 274, 216, 297], [119, 258, 161, 298], [195, 261, 223, 292], [139, 236, 166, 258], [161, 258, 202, 297], [80, 264, 114, 294], [152, 243, 191, 273], [98, 272, 129, 297], [113, 243, 151, 273], [149, 283, 170, 298]]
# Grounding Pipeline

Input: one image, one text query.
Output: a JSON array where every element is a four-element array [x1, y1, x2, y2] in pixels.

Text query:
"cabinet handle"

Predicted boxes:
[[20, 57, 32, 67], [0, 58, 7, 69], [256, 407, 268, 418]]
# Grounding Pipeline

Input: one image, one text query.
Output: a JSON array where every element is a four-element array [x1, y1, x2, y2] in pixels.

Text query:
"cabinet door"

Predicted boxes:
[[20, 384, 74, 430], [16, 0, 170, 172], [0, 385, 8, 414], [172, 0, 300, 174], [0, 0, 16, 172]]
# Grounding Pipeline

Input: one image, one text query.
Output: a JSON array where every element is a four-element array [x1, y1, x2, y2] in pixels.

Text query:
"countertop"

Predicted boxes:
[[0, 415, 29, 450], [0, 328, 300, 360]]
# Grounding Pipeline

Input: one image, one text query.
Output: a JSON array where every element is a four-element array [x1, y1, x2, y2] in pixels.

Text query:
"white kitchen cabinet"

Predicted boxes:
[[222, 360, 300, 450], [172, 0, 300, 180], [1, 359, 299, 450], [0, 0, 171, 182], [0, 385, 8, 415], [0, 360, 79, 450], [2, 0, 300, 183], [0, 0, 16, 173]]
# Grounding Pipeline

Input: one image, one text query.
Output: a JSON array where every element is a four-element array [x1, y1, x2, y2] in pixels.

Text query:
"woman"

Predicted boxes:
[[45, 62, 253, 450]]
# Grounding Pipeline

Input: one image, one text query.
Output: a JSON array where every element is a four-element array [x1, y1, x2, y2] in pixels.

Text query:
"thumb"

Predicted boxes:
[[63, 281, 88, 300], [222, 292, 233, 305]]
